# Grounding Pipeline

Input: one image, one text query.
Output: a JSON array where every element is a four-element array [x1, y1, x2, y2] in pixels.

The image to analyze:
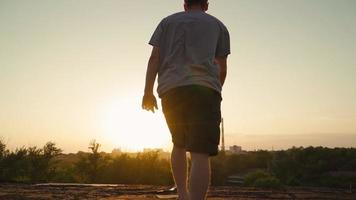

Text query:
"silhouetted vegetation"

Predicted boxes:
[[72, 140, 172, 185], [270, 146, 356, 188], [1, 139, 355, 189], [244, 170, 282, 189], [0, 141, 62, 183], [74, 139, 107, 183], [211, 147, 356, 188]]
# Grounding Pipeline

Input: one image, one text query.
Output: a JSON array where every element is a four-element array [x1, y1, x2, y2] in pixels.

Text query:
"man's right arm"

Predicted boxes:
[[215, 56, 228, 86], [142, 46, 160, 113]]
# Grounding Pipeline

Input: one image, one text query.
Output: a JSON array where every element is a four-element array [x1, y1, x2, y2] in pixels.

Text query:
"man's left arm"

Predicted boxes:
[[142, 46, 160, 113], [215, 24, 230, 87], [215, 56, 228, 86]]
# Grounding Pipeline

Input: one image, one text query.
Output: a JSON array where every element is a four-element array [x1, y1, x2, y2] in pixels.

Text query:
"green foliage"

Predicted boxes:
[[210, 150, 273, 185], [253, 176, 282, 189], [51, 165, 77, 182], [0, 139, 62, 183], [100, 152, 172, 185], [1, 138, 356, 188], [74, 140, 106, 183], [72, 140, 173, 185], [211, 152, 228, 185], [0, 139, 9, 158], [244, 170, 282, 189], [0, 146, 29, 182], [270, 146, 356, 187], [244, 170, 270, 186]]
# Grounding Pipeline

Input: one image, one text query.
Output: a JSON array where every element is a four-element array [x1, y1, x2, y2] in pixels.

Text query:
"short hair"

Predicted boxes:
[[185, 0, 208, 6]]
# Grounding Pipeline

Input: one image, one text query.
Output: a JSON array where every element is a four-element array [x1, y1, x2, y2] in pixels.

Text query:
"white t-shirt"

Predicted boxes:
[[149, 10, 231, 97]]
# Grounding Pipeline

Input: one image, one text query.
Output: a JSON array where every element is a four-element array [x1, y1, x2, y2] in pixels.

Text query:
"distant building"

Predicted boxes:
[[143, 148, 164, 153], [111, 148, 122, 155], [229, 145, 242, 154]]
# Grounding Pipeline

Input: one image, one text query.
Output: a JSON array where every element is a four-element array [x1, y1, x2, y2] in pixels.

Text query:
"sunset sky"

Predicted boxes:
[[1, 0, 355, 153]]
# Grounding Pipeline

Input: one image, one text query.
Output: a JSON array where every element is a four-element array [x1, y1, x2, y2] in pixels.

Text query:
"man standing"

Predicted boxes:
[[142, 0, 230, 199]]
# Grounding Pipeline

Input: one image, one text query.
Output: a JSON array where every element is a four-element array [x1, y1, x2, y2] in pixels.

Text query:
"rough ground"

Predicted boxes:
[[0, 183, 355, 200]]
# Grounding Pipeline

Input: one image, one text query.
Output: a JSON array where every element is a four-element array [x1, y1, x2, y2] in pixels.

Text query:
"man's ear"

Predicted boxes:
[[184, 3, 188, 11], [202, 3, 209, 11]]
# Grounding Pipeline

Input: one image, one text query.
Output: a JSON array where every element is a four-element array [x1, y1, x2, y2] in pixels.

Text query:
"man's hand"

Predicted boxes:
[[142, 94, 158, 113]]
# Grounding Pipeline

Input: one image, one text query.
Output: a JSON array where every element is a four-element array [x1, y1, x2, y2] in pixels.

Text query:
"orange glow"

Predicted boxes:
[[99, 96, 171, 152]]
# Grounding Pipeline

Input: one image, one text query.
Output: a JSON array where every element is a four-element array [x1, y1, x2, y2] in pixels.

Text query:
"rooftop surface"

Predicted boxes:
[[0, 183, 355, 199]]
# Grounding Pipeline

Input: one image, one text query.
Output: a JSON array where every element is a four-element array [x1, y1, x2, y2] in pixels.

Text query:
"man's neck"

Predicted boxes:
[[185, 5, 205, 12]]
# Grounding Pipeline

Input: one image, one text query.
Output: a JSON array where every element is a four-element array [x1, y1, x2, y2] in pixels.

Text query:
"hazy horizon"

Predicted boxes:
[[2, 131, 356, 154], [1, 0, 355, 154]]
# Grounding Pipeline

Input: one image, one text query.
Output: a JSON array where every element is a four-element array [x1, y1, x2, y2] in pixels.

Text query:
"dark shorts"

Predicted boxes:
[[161, 85, 222, 156]]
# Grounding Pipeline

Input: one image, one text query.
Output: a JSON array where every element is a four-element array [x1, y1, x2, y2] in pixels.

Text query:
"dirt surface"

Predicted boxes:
[[0, 183, 355, 200]]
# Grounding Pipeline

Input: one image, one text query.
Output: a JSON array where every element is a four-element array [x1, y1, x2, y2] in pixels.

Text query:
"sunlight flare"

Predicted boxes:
[[99, 96, 171, 152]]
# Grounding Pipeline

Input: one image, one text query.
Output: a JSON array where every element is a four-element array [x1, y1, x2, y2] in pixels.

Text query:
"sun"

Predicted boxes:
[[99, 95, 171, 152]]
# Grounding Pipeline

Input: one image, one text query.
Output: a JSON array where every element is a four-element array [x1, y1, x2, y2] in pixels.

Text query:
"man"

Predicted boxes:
[[142, 0, 230, 199]]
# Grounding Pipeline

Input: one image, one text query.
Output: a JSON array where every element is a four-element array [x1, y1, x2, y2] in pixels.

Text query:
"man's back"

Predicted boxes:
[[149, 10, 230, 97]]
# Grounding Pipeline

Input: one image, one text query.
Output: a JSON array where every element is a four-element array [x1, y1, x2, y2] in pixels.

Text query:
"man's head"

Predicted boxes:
[[184, 0, 209, 11]]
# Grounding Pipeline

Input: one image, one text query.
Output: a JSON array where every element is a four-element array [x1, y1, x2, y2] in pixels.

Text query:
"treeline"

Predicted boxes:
[[212, 147, 356, 188], [72, 140, 172, 185], [0, 141, 62, 182], [1, 139, 356, 188], [0, 139, 172, 185]]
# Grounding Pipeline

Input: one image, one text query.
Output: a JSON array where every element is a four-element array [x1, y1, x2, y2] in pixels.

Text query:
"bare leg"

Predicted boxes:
[[189, 152, 210, 200], [171, 146, 189, 200]]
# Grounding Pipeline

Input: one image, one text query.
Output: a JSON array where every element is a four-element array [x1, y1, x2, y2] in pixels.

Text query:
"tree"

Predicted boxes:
[[74, 139, 105, 183], [42, 142, 62, 181], [0, 139, 9, 159], [27, 141, 62, 182], [1, 146, 29, 182], [87, 139, 101, 182]]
